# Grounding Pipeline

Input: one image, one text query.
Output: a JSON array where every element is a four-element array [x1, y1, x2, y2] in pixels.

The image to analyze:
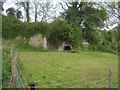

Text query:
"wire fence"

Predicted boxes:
[[39, 74, 108, 88], [45, 75, 105, 86], [8, 47, 26, 88], [71, 78, 107, 88], [40, 71, 117, 88], [16, 65, 28, 88], [15, 67, 117, 88], [16, 68, 25, 88]]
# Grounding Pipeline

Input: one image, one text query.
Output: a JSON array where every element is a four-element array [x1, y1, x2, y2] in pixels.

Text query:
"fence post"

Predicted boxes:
[[28, 82, 38, 90], [10, 48, 17, 88], [108, 69, 112, 89]]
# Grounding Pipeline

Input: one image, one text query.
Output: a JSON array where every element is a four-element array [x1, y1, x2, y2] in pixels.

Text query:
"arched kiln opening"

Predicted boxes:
[[64, 46, 72, 51]]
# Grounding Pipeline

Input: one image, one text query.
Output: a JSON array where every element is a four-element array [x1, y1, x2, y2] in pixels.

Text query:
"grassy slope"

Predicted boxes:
[[18, 51, 118, 88]]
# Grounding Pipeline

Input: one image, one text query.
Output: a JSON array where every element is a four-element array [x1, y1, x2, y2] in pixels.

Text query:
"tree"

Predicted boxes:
[[105, 2, 119, 19], [6, 7, 16, 16], [60, 2, 108, 44], [31, 1, 56, 22], [6, 7, 22, 19], [21, 2, 30, 22], [14, 0, 56, 22], [26, 2, 30, 22], [40, 2, 53, 22], [15, 1, 30, 22], [33, 0, 39, 22], [48, 20, 76, 48], [16, 10, 22, 19], [101, 2, 119, 29], [0, 1, 4, 11]]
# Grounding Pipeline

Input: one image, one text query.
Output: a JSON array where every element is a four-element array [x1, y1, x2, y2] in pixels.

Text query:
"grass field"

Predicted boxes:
[[18, 51, 118, 88]]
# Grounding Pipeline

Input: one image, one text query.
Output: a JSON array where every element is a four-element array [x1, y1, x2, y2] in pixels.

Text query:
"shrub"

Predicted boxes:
[[88, 44, 118, 54], [20, 22, 50, 40], [2, 47, 12, 87], [2, 15, 22, 39], [48, 20, 77, 48]]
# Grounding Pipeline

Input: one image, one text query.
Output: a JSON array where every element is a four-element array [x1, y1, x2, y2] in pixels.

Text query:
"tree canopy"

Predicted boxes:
[[60, 2, 108, 44]]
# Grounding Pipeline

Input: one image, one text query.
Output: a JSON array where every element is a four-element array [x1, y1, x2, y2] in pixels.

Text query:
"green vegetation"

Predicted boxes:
[[61, 2, 107, 45], [2, 47, 12, 87], [48, 20, 76, 47], [2, 2, 118, 53], [18, 51, 118, 88], [2, 15, 118, 53], [2, 43, 21, 88], [2, 39, 50, 52], [21, 22, 50, 40], [2, 15, 22, 39]]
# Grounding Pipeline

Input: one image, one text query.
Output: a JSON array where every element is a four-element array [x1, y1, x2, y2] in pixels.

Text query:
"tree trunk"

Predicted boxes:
[[35, 5, 37, 22], [26, 2, 30, 22]]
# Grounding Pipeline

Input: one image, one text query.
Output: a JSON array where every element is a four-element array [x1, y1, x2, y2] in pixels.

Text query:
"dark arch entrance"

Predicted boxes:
[[64, 46, 72, 51]]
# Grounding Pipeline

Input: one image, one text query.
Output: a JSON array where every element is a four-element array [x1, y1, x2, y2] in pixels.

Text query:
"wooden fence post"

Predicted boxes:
[[28, 82, 38, 90], [108, 69, 112, 89], [10, 48, 17, 88]]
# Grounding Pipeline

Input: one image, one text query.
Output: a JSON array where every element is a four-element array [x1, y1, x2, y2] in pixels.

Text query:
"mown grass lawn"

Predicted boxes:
[[18, 51, 118, 88]]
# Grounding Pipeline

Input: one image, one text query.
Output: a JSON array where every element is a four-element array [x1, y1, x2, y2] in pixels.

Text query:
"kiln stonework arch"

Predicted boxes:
[[58, 42, 72, 51], [64, 45, 72, 51]]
